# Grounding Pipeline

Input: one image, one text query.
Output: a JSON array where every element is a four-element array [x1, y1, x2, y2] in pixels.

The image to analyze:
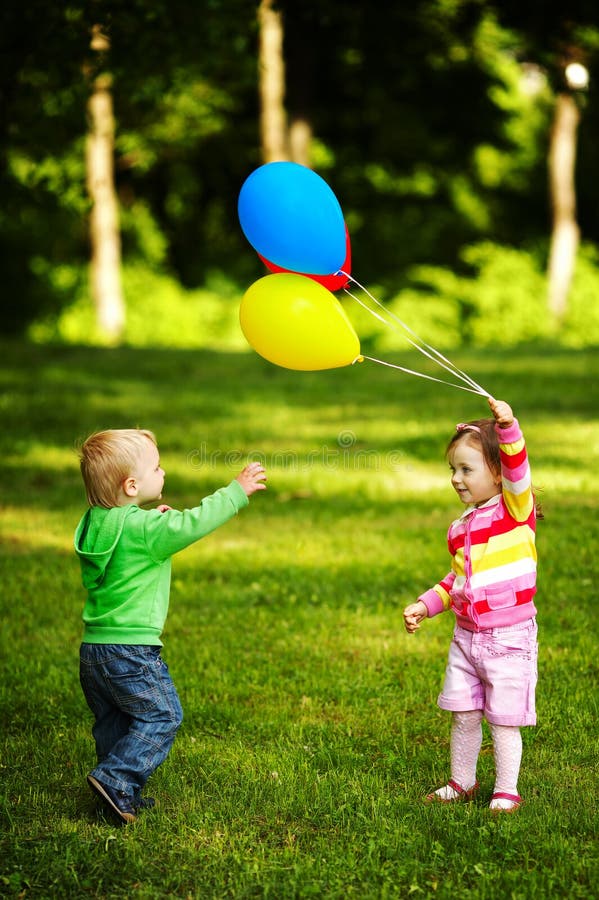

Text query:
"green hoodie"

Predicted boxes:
[[74, 480, 249, 645]]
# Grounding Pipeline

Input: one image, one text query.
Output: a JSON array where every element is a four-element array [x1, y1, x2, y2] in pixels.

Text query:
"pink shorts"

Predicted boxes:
[[438, 619, 538, 726]]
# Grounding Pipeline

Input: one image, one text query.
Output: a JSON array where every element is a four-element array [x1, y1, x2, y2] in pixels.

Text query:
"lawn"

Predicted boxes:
[[0, 339, 597, 898]]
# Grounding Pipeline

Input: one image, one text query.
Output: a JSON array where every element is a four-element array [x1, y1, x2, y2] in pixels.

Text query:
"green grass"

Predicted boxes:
[[0, 340, 598, 898]]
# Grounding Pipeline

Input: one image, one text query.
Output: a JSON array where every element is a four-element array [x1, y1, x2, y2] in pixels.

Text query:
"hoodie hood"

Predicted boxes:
[[74, 505, 136, 589]]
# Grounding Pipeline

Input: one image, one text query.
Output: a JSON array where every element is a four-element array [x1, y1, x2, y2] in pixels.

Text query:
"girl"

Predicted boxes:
[[403, 397, 539, 812]]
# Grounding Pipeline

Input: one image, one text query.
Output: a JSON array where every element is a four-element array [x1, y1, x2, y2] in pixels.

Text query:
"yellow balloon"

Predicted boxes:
[[240, 273, 360, 371]]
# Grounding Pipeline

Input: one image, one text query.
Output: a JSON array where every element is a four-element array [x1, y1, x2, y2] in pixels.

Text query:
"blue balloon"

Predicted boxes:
[[238, 162, 346, 276]]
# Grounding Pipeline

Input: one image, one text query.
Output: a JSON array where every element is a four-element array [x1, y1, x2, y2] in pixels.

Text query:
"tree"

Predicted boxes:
[[257, 1, 314, 167], [547, 84, 582, 322], [0, 2, 90, 334], [489, 2, 599, 321], [279, 2, 504, 280], [258, 0, 288, 162], [86, 24, 125, 342], [2, 0, 599, 339]]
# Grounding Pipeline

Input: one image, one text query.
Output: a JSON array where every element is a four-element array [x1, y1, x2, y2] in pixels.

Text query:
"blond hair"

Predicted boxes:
[[78, 428, 157, 508]]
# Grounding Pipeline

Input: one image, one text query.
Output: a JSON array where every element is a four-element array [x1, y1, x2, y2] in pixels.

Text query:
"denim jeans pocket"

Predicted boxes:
[[108, 666, 159, 713], [92, 648, 161, 714]]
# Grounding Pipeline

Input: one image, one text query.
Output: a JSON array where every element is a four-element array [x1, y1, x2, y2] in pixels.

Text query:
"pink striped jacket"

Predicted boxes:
[[419, 419, 537, 632]]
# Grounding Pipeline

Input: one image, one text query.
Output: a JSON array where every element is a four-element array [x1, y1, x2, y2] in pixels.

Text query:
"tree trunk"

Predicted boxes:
[[547, 91, 580, 322], [258, 0, 288, 163], [86, 25, 125, 342], [288, 117, 312, 168]]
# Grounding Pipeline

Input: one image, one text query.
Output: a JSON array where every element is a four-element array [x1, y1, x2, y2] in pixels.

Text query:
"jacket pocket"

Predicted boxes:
[[483, 584, 517, 610]]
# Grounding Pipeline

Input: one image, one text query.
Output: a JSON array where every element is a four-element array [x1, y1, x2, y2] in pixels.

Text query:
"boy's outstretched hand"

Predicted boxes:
[[488, 397, 514, 429], [237, 461, 267, 496]]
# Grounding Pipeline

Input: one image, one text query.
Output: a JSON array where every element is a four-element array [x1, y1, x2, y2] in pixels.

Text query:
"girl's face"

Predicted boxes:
[[448, 438, 501, 507]]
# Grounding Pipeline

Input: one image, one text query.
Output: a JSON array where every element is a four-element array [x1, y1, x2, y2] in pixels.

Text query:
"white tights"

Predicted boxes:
[[489, 720, 523, 809], [434, 710, 523, 808]]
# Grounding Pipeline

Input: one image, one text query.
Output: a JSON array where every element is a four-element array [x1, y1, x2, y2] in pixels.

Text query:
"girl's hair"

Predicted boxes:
[[78, 428, 157, 509], [446, 418, 544, 518], [446, 418, 500, 477]]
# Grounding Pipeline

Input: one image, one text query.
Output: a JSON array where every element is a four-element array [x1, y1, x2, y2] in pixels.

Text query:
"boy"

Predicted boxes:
[[75, 428, 266, 823]]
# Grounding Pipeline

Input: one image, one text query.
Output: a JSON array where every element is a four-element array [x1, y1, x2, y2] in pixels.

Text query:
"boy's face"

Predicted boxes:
[[130, 440, 165, 506]]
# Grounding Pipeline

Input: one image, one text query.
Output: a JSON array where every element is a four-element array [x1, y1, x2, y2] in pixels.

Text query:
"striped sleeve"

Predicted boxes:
[[496, 418, 534, 522], [418, 573, 455, 617]]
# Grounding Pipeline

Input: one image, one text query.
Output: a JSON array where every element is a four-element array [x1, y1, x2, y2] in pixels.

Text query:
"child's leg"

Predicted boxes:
[[81, 645, 130, 762], [91, 708, 131, 763], [81, 644, 183, 798], [479, 620, 536, 811], [430, 709, 483, 800], [489, 724, 522, 810], [92, 652, 183, 797], [451, 709, 483, 789]]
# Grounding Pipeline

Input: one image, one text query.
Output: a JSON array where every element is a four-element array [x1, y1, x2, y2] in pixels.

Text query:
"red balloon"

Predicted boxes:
[[258, 224, 351, 291]]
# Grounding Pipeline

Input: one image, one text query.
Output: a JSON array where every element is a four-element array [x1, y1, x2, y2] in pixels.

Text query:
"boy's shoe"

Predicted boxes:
[[425, 778, 479, 803], [134, 796, 156, 811], [87, 774, 137, 824]]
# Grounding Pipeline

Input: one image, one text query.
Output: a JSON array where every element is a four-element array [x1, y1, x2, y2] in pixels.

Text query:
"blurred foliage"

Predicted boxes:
[[1, 1, 599, 345], [29, 243, 599, 351], [377, 242, 599, 350], [29, 265, 247, 350]]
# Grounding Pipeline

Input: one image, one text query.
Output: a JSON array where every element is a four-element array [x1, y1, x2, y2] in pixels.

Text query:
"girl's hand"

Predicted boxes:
[[403, 601, 428, 634], [156, 504, 173, 513], [488, 397, 514, 428], [236, 462, 267, 497]]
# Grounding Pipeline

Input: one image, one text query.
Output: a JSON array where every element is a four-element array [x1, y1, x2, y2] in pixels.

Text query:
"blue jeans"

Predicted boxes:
[[79, 644, 183, 799]]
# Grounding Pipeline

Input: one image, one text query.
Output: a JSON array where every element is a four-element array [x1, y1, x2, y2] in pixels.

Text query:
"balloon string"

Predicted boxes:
[[344, 286, 486, 395], [340, 272, 491, 397], [344, 273, 489, 395], [356, 355, 489, 396]]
